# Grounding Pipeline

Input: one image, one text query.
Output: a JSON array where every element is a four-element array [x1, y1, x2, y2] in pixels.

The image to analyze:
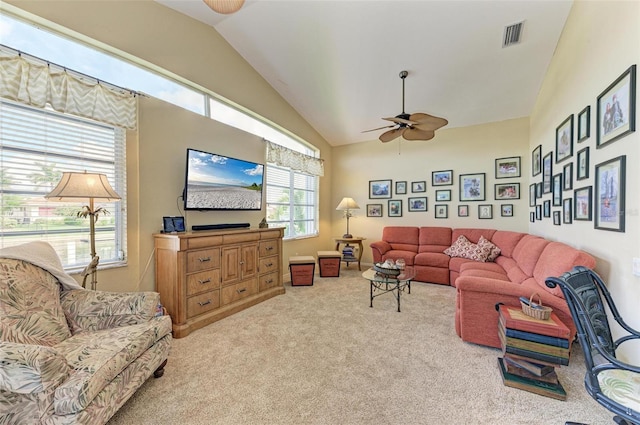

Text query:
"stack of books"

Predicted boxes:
[[497, 304, 571, 401], [342, 246, 355, 261]]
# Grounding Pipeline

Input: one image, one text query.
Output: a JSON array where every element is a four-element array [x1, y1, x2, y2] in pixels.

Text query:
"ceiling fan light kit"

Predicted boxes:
[[203, 0, 245, 15], [365, 70, 448, 143]]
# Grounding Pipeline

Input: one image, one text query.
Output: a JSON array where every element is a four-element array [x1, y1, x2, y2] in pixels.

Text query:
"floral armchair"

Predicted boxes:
[[0, 242, 172, 425]]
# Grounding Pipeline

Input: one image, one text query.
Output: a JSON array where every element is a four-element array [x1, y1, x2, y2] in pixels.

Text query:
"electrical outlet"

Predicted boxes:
[[633, 258, 640, 277]]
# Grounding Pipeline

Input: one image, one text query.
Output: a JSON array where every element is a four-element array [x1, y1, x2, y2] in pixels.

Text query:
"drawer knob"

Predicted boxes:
[[198, 278, 211, 284], [198, 257, 212, 263], [266, 279, 273, 284], [237, 288, 247, 294], [266, 246, 273, 251], [239, 260, 245, 265], [266, 262, 273, 267], [198, 299, 212, 306]]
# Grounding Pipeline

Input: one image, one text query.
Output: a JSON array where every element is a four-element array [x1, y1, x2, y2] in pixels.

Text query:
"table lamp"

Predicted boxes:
[[336, 197, 360, 239], [45, 171, 121, 290]]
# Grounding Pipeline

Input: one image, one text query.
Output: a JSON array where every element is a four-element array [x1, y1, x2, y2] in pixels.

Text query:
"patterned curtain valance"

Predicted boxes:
[[265, 140, 324, 177], [0, 52, 137, 130]]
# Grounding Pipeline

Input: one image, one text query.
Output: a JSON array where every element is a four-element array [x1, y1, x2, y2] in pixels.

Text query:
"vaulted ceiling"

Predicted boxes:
[[156, 0, 573, 146]]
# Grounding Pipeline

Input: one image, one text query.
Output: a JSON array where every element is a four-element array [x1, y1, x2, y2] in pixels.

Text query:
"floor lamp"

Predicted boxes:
[[45, 171, 121, 290], [336, 197, 360, 239]]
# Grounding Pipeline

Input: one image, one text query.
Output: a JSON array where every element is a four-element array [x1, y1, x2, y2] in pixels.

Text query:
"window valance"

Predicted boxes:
[[265, 140, 324, 177], [0, 51, 137, 129]]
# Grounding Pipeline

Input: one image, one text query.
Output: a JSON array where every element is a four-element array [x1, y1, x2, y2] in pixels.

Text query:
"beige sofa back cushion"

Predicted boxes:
[[0, 259, 71, 346]]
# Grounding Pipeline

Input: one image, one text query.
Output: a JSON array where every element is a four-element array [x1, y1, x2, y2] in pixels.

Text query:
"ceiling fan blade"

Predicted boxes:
[[379, 128, 404, 143], [403, 128, 435, 141], [409, 113, 449, 130], [362, 124, 396, 133], [383, 116, 417, 126]]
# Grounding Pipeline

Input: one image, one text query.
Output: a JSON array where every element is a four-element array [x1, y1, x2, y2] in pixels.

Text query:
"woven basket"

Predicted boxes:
[[521, 293, 552, 320]]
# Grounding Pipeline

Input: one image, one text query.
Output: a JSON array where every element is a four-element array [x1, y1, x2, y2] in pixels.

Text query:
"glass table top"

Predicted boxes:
[[362, 266, 416, 283]]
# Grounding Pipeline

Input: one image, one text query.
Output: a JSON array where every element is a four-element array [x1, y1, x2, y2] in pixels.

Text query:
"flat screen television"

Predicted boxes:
[[184, 148, 264, 211]]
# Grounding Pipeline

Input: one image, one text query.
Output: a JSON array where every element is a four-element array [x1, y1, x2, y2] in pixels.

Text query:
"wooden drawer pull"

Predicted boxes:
[[265, 262, 273, 267], [198, 299, 212, 306], [266, 279, 273, 284], [198, 278, 211, 284], [198, 257, 212, 263], [266, 246, 274, 251], [237, 288, 247, 294]]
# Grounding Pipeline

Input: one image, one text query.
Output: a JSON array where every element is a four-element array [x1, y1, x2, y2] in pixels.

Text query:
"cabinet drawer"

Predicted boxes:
[[221, 278, 258, 306], [186, 248, 220, 273], [187, 269, 221, 296], [259, 240, 279, 257], [259, 255, 279, 274], [259, 272, 279, 292], [187, 290, 220, 318]]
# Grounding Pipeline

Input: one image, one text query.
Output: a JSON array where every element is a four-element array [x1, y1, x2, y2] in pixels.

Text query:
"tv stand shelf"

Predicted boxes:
[[154, 227, 284, 338]]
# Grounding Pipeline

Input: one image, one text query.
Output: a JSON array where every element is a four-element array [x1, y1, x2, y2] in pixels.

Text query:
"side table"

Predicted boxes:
[[334, 237, 366, 271]]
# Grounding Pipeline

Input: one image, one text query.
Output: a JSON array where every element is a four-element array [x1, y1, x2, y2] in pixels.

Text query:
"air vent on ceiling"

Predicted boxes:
[[503, 21, 524, 48]]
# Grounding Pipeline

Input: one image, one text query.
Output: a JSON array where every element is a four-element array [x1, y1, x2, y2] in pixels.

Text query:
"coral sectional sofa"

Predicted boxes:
[[370, 226, 596, 349]]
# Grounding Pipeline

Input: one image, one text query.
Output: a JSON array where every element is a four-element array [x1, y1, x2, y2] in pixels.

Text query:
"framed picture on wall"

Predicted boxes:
[[530, 212, 535, 223], [478, 204, 493, 219], [532, 145, 542, 176], [459, 173, 485, 201], [543, 200, 551, 218], [553, 211, 561, 226], [501, 204, 513, 217], [556, 114, 574, 163], [395, 181, 407, 195], [436, 190, 451, 201], [408, 197, 427, 212], [432, 170, 453, 186], [529, 184, 536, 207], [369, 179, 392, 199], [577, 147, 590, 180], [563, 162, 573, 191], [495, 156, 521, 179], [458, 205, 469, 217], [578, 105, 591, 142], [435, 204, 448, 219], [411, 181, 426, 193], [536, 204, 542, 221], [388, 199, 403, 217], [494, 183, 520, 200], [366, 204, 383, 217], [563, 198, 573, 224], [597, 65, 636, 148], [574, 186, 593, 221], [542, 152, 553, 193], [552, 173, 562, 207], [595, 155, 626, 232]]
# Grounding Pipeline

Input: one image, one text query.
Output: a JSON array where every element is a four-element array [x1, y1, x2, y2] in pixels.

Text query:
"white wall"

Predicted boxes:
[[332, 117, 530, 265], [529, 0, 640, 362]]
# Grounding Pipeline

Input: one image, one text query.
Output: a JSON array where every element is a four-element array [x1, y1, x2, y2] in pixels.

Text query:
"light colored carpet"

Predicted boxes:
[[108, 269, 614, 425]]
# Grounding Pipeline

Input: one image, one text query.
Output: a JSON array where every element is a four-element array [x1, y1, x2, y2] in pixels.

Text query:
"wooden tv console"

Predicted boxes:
[[154, 227, 284, 338]]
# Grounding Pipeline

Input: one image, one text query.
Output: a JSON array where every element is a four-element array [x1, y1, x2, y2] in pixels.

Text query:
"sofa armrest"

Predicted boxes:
[[61, 290, 162, 333], [0, 341, 69, 394], [370, 240, 391, 263]]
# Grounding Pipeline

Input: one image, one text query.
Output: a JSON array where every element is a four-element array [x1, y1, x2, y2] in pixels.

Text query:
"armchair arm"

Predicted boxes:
[[370, 240, 391, 263], [0, 341, 69, 394], [61, 290, 161, 333]]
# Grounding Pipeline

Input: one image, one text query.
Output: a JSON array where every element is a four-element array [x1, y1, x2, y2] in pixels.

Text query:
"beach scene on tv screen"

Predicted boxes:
[[186, 151, 263, 210]]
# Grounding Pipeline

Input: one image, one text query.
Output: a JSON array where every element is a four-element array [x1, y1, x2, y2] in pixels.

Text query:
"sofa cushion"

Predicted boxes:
[[451, 228, 496, 244], [382, 226, 419, 253], [381, 250, 417, 266], [496, 257, 530, 284], [444, 235, 492, 262], [418, 227, 453, 253], [511, 235, 550, 277], [533, 242, 597, 297], [53, 316, 172, 415], [460, 260, 505, 275], [0, 259, 71, 346], [478, 236, 501, 261], [490, 231, 526, 258], [414, 252, 450, 268], [460, 269, 511, 281]]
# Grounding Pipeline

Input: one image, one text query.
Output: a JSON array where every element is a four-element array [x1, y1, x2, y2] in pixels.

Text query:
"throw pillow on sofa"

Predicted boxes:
[[478, 235, 501, 261], [444, 235, 492, 262]]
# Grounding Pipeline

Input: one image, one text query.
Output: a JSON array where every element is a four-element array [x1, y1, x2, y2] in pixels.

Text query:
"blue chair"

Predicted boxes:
[[546, 266, 640, 425]]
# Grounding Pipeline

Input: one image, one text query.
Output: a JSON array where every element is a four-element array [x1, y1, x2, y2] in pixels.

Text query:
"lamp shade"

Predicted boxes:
[[336, 197, 360, 211], [45, 171, 121, 202], [203, 0, 245, 14]]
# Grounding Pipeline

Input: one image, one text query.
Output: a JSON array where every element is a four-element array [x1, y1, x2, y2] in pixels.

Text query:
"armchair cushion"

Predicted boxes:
[[61, 289, 161, 333], [0, 258, 71, 346], [0, 341, 70, 394], [599, 369, 640, 413]]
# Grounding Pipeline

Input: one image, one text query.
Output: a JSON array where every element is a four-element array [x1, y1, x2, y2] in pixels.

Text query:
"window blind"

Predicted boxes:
[[0, 99, 126, 269]]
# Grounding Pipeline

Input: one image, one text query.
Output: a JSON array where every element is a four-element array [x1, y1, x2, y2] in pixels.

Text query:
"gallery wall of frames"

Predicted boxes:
[[529, 65, 636, 232]]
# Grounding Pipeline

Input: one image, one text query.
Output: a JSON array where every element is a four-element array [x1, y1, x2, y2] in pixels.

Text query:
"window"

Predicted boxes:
[[0, 100, 126, 270]]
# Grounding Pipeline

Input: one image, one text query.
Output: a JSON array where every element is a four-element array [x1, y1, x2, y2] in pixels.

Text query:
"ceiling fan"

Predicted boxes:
[[364, 70, 448, 143]]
